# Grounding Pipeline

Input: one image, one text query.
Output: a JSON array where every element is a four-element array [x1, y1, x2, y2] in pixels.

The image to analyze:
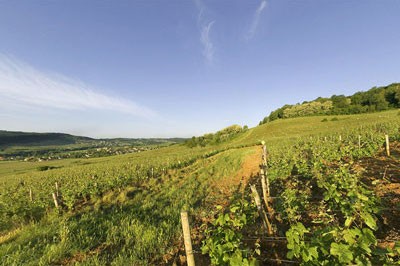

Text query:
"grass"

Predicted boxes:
[[237, 109, 399, 145], [0, 157, 111, 181], [0, 146, 256, 265]]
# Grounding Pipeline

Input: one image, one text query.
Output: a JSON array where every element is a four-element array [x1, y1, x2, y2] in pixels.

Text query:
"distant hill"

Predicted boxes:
[[0, 130, 93, 147], [0, 130, 186, 149], [260, 83, 400, 124]]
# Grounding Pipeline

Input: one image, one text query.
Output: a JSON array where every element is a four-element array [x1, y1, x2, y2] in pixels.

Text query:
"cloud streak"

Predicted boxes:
[[200, 21, 215, 64], [195, 0, 215, 64], [246, 0, 267, 40], [0, 55, 155, 117]]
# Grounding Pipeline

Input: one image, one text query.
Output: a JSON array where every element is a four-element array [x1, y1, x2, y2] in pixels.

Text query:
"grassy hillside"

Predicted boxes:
[[2, 110, 397, 179], [231, 109, 400, 147], [0, 110, 399, 265]]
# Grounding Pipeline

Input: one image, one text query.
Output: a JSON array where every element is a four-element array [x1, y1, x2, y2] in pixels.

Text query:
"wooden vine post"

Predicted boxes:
[[260, 169, 269, 209], [29, 188, 33, 202], [55, 182, 59, 197], [261, 141, 270, 196], [52, 193, 59, 209], [180, 211, 195, 266], [250, 185, 273, 235], [385, 134, 390, 156], [262, 142, 267, 166]]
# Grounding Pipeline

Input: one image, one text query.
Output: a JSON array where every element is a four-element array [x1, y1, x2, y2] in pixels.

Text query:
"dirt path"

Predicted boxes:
[[169, 146, 263, 266], [209, 146, 262, 203]]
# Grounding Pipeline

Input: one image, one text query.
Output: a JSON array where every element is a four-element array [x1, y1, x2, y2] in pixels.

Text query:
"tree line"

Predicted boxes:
[[260, 83, 400, 124], [185, 125, 248, 147]]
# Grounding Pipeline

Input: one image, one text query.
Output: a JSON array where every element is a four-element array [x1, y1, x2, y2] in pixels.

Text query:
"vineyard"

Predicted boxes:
[[201, 123, 400, 265], [0, 110, 399, 265]]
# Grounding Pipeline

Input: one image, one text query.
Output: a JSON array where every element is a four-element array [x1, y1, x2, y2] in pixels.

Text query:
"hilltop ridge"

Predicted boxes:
[[260, 83, 400, 124], [0, 130, 186, 148], [0, 130, 92, 147]]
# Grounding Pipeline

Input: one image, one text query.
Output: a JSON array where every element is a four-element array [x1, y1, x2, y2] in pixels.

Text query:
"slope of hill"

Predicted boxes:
[[0, 110, 399, 265], [260, 83, 400, 124]]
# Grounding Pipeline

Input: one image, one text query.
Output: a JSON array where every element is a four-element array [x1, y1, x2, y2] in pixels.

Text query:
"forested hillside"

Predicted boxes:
[[0, 131, 92, 147], [185, 124, 248, 147], [260, 83, 400, 124]]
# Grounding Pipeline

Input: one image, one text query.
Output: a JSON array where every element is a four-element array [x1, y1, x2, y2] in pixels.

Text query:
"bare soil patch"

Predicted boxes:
[[209, 146, 261, 204], [355, 142, 400, 244]]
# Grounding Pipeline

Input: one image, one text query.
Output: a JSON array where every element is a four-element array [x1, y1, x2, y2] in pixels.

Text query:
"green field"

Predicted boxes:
[[1, 110, 399, 265]]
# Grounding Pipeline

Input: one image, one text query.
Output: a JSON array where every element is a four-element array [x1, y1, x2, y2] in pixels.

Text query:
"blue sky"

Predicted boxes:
[[0, 0, 399, 138]]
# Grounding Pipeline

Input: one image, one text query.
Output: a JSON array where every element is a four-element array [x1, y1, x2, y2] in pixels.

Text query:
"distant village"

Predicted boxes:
[[1, 145, 157, 162]]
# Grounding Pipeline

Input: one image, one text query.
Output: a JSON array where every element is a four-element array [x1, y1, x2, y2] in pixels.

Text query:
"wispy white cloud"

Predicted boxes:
[[194, 0, 215, 64], [200, 21, 215, 64], [246, 0, 268, 40], [0, 55, 155, 117]]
